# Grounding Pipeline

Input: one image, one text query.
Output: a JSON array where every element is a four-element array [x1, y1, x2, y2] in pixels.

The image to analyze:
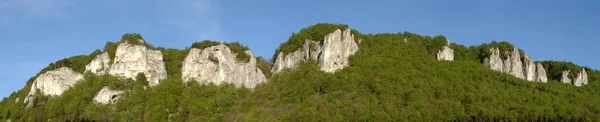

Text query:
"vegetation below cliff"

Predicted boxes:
[[1, 23, 599, 121]]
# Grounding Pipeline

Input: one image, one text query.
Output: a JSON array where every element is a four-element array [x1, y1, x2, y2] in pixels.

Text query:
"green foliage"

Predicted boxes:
[[120, 33, 144, 44], [537, 61, 584, 81], [103, 41, 119, 63], [2, 24, 600, 121], [191, 40, 252, 62], [256, 56, 272, 78], [136, 73, 148, 86]]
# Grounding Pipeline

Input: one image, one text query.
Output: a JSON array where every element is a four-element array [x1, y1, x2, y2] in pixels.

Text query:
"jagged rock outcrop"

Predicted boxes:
[[561, 70, 572, 84], [535, 63, 548, 82], [319, 29, 359, 72], [24, 67, 83, 104], [523, 56, 536, 81], [108, 41, 167, 86], [272, 28, 358, 73], [271, 40, 321, 73], [484, 47, 548, 82], [574, 69, 588, 87], [484, 47, 504, 72], [93, 86, 124, 104], [503, 48, 525, 79], [182, 44, 267, 88], [436, 40, 454, 61], [85, 52, 111, 74]]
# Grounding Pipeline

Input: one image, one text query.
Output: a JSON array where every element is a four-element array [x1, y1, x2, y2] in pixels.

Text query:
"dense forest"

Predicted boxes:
[[1, 23, 599, 121]]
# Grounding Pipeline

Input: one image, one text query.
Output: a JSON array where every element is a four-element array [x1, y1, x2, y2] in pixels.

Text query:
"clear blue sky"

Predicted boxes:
[[0, 0, 598, 98]]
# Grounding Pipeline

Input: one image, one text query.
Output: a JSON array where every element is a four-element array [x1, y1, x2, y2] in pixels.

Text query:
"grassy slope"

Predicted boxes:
[[1, 25, 599, 121]]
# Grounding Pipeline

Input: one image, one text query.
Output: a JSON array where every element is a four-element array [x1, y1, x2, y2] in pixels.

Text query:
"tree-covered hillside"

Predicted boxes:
[[1, 23, 599, 121]]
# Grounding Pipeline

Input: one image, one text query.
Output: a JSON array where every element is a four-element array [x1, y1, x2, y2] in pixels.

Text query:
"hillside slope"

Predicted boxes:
[[1, 23, 599, 121]]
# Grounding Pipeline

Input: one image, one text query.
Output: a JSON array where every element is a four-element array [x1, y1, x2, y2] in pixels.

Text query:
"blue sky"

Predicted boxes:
[[0, 0, 598, 98]]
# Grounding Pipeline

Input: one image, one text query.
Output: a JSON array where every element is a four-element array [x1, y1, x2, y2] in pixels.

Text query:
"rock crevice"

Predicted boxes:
[[93, 86, 124, 104]]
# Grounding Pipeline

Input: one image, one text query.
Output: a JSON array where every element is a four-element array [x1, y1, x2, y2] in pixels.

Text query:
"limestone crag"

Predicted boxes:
[[108, 41, 167, 86], [573, 69, 588, 87], [85, 52, 111, 74], [483, 47, 548, 82], [182, 44, 267, 88], [318, 29, 359, 72], [535, 63, 548, 83], [272, 28, 359, 73], [93, 86, 124, 104], [561, 70, 572, 84], [24, 67, 83, 104], [523, 56, 536, 81], [436, 40, 454, 61]]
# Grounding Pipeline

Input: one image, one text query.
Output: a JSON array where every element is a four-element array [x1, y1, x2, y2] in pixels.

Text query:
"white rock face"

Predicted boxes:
[[523, 56, 536, 81], [503, 48, 525, 79], [318, 29, 359, 73], [182, 44, 267, 88], [484, 47, 548, 82], [85, 52, 111, 74], [561, 70, 572, 84], [24, 67, 83, 103], [535, 63, 548, 83], [574, 69, 588, 87], [483, 47, 504, 72], [436, 40, 454, 61], [109, 42, 167, 86], [93, 86, 124, 104], [272, 29, 359, 73]]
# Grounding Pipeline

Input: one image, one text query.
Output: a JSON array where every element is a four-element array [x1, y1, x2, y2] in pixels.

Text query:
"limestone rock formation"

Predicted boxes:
[[574, 69, 588, 87], [181, 44, 267, 88], [503, 48, 525, 79], [483, 47, 503, 72], [535, 63, 548, 83], [85, 52, 111, 74], [108, 42, 167, 86], [523, 56, 536, 81], [484, 47, 548, 82], [561, 70, 572, 84], [272, 28, 359, 73], [24, 67, 83, 104], [436, 40, 454, 61], [93, 86, 124, 104], [318, 29, 359, 73]]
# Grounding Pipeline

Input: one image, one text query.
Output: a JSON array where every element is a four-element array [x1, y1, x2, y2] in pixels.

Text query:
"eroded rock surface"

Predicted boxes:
[[85, 52, 111, 74], [535, 63, 548, 83], [182, 44, 267, 88], [483, 47, 504, 72], [272, 29, 359, 73], [93, 86, 124, 104], [436, 40, 454, 61], [484, 47, 548, 82], [574, 69, 588, 87], [561, 70, 572, 84], [109, 42, 167, 86], [24, 67, 83, 103]]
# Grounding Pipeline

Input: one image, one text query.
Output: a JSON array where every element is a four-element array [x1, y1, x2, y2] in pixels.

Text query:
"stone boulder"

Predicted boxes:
[[108, 42, 167, 86], [85, 52, 111, 74], [436, 40, 454, 61], [181, 44, 267, 88], [24, 67, 83, 104], [523, 56, 536, 81], [573, 69, 588, 87], [93, 86, 124, 104], [272, 28, 359, 73]]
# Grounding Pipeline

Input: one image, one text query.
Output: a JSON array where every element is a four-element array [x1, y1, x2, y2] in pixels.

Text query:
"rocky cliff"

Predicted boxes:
[[24, 67, 83, 104], [436, 40, 454, 61], [108, 41, 167, 86], [181, 44, 267, 88], [483, 47, 547, 82], [93, 86, 124, 104], [272, 28, 359, 73], [85, 52, 111, 74], [561, 70, 572, 84], [574, 69, 588, 87]]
